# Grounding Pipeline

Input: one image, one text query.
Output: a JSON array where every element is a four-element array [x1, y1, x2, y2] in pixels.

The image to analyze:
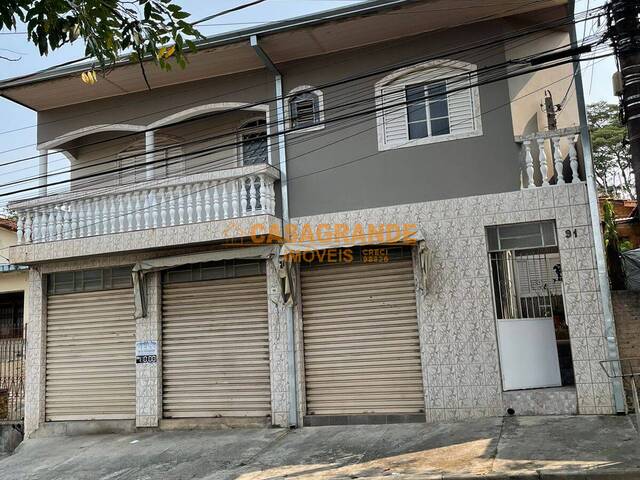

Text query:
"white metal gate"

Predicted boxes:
[[162, 275, 271, 418], [45, 289, 136, 421], [301, 259, 424, 415]]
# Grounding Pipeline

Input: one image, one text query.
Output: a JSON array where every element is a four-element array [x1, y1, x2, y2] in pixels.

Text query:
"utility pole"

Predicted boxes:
[[607, 0, 640, 206]]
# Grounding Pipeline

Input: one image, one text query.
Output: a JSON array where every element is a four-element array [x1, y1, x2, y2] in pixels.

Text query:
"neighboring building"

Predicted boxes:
[[598, 198, 640, 249], [0, 220, 27, 338], [0, 0, 624, 437], [0, 219, 27, 423]]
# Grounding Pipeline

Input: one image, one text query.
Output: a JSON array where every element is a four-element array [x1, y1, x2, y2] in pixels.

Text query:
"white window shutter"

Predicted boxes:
[[447, 75, 476, 134], [381, 85, 408, 146]]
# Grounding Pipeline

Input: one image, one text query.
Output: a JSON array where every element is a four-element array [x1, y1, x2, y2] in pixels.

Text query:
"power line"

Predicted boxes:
[[3, 49, 611, 201], [0, 1, 601, 142], [3, 39, 611, 200], [0, 7, 604, 163], [6, 57, 608, 249], [2, 35, 604, 194]]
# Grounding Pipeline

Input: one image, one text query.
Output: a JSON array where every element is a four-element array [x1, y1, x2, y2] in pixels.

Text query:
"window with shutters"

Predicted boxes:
[[117, 135, 184, 185], [286, 86, 324, 132], [375, 59, 483, 151]]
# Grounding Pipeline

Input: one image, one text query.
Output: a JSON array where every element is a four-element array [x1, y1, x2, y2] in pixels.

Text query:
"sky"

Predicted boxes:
[[0, 0, 618, 208]]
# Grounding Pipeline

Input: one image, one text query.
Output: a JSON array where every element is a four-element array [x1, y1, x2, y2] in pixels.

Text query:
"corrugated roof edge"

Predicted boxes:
[[0, 0, 417, 90]]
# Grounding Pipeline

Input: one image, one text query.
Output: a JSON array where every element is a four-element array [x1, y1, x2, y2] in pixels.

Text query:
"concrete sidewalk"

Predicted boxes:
[[0, 415, 639, 479]]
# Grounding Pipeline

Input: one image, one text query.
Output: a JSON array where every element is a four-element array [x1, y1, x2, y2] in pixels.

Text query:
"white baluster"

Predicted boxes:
[[222, 182, 229, 219], [152, 189, 160, 228], [186, 184, 194, 224], [42, 209, 49, 241], [78, 202, 86, 238], [159, 188, 167, 227], [204, 184, 212, 222], [55, 207, 63, 240], [249, 176, 257, 214], [47, 211, 56, 241], [537, 138, 550, 186], [523, 141, 535, 189], [143, 191, 151, 229], [212, 184, 220, 220], [63, 207, 71, 240], [126, 194, 134, 232], [240, 180, 248, 217], [259, 175, 266, 213], [231, 181, 239, 218], [552, 136, 565, 185], [70, 203, 78, 239], [32, 210, 40, 243], [196, 185, 204, 222], [135, 191, 143, 230], [117, 195, 125, 233], [16, 216, 23, 244], [93, 199, 101, 236], [177, 185, 185, 225], [101, 198, 109, 235], [266, 178, 275, 214], [109, 196, 117, 234], [568, 135, 580, 183], [168, 187, 177, 227], [23, 211, 32, 244]]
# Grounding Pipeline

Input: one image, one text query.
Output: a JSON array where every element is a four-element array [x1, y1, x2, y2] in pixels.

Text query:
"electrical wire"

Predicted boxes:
[[3, 56, 609, 251], [0, 6, 605, 165], [2, 49, 612, 201], [0, 3, 603, 143]]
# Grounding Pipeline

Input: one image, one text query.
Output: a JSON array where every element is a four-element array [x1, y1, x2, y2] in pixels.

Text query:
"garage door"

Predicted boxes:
[[46, 288, 136, 421], [301, 257, 424, 415], [162, 268, 271, 418]]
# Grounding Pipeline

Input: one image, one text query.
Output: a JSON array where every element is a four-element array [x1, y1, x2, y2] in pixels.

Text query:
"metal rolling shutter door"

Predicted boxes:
[[301, 259, 425, 415], [162, 275, 271, 418], [45, 289, 136, 421]]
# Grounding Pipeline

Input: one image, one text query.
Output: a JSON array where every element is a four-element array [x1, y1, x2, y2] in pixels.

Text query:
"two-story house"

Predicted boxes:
[[0, 0, 625, 437]]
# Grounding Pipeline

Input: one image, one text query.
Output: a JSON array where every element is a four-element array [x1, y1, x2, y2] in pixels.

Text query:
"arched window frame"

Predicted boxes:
[[374, 59, 483, 151], [238, 117, 269, 166], [285, 85, 325, 133]]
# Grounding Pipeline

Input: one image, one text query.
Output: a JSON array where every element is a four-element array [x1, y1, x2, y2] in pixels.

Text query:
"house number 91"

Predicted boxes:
[[565, 229, 578, 238]]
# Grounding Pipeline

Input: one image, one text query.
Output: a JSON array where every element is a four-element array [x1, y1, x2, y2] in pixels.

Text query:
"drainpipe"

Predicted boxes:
[[250, 35, 299, 427], [568, 0, 625, 413]]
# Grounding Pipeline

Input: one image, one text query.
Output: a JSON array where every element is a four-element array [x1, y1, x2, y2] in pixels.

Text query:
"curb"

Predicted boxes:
[[356, 470, 640, 480]]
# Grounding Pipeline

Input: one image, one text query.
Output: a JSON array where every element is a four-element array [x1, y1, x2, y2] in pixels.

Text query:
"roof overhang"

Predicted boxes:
[[0, 0, 567, 111]]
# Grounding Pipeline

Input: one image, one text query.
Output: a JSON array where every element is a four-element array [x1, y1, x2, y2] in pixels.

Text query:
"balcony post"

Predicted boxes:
[[38, 150, 48, 197], [145, 130, 155, 180]]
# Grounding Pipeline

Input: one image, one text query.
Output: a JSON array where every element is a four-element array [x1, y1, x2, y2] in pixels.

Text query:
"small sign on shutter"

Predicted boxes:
[[136, 340, 158, 364]]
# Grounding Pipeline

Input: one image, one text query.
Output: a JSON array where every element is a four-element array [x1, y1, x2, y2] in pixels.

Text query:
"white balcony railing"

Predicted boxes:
[[11, 165, 279, 245], [517, 127, 583, 189]]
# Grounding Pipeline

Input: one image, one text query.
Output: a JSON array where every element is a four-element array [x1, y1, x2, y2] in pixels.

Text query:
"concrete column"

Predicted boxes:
[[266, 259, 291, 427], [145, 130, 155, 180], [135, 272, 162, 427], [24, 268, 46, 437], [38, 150, 48, 197]]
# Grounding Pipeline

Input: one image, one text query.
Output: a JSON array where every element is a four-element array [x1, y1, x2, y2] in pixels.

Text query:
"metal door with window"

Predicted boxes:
[[300, 252, 424, 416], [161, 260, 271, 419], [487, 221, 573, 391]]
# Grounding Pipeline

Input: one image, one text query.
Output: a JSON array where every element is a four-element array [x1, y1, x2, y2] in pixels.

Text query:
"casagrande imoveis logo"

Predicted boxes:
[[223, 221, 418, 264]]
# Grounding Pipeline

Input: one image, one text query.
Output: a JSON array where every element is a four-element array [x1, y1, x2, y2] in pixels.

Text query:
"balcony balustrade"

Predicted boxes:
[[11, 165, 279, 245], [517, 127, 583, 189]]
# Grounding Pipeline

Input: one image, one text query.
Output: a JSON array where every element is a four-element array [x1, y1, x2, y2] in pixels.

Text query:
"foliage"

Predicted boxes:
[[0, 0, 201, 75], [588, 102, 633, 199], [602, 198, 627, 289]]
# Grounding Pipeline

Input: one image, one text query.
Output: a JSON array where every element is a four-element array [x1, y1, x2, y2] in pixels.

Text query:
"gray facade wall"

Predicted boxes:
[[36, 19, 568, 219], [281, 22, 522, 217]]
